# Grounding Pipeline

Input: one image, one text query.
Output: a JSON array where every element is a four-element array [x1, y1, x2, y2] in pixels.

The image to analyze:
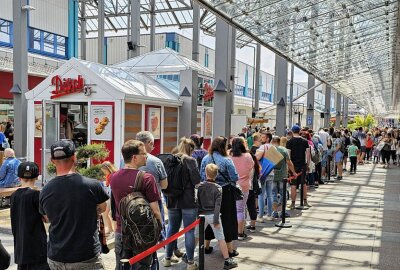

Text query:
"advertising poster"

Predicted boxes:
[[90, 105, 112, 141], [205, 111, 212, 137], [35, 104, 42, 138], [148, 107, 161, 139]]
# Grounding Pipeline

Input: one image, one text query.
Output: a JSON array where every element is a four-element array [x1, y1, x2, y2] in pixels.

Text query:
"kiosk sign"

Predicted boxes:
[[50, 75, 85, 99]]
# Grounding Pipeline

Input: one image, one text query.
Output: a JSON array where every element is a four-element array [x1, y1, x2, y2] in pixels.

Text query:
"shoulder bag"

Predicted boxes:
[[211, 154, 244, 201]]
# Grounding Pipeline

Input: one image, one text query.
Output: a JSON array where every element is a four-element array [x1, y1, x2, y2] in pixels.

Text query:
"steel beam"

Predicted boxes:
[[80, 0, 86, 60], [150, 0, 155, 51], [335, 92, 342, 128], [288, 63, 294, 127], [213, 18, 234, 138], [343, 97, 349, 127], [13, 0, 29, 159], [98, 0, 105, 63], [306, 74, 315, 129], [324, 85, 331, 128], [254, 43, 261, 113], [192, 2, 200, 62], [130, 0, 141, 58], [275, 55, 288, 136]]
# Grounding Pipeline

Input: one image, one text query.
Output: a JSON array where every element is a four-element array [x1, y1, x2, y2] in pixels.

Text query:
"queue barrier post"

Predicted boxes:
[[275, 178, 292, 228], [120, 259, 130, 270], [198, 215, 205, 270]]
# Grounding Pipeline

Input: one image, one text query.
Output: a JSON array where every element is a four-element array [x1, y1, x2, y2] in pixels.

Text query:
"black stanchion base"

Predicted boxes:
[[275, 221, 292, 228], [295, 205, 309, 210]]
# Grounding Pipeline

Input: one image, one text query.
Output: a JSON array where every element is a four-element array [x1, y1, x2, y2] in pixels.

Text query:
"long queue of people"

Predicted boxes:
[[1, 125, 399, 270]]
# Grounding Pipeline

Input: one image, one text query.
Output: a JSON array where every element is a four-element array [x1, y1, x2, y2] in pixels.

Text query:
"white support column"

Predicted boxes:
[[254, 43, 261, 114], [324, 85, 331, 128], [80, 0, 86, 60], [335, 92, 342, 128], [343, 97, 349, 127], [192, 3, 200, 62], [150, 0, 156, 51], [129, 0, 141, 58]]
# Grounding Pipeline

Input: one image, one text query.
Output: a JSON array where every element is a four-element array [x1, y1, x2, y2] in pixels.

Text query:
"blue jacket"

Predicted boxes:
[[0, 157, 21, 188], [200, 152, 239, 187]]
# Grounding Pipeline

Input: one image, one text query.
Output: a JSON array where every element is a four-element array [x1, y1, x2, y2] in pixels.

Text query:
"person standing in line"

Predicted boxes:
[[10, 161, 50, 270], [4, 121, 14, 149], [286, 125, 311, 209], [357, 127, 367, 165], [0, 148, 21, 188], [270, 136, 297, 218], [365, 133, 374, 163], [229, 137, 254, 240], [39, 140, 109, 270], [332, 131, 344, 180], [250, 133, 261, 155], [0, 239, 10, 270], [196, 163, 238, 269], [110, 140, 161, 270], [255, 132, 275, 222], [200, 137, 240, 258], [348, 141, 359, 174], [100, 161, 117, 238], [190, 134, 208, 169], [163, 138, 200, 270]]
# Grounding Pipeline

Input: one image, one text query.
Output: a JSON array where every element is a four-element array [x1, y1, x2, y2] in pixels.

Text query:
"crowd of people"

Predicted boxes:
[[0, 124, 399, 270]]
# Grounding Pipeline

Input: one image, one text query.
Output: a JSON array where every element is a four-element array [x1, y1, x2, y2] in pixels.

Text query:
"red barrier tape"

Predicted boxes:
[[128, 218, 201, 265]]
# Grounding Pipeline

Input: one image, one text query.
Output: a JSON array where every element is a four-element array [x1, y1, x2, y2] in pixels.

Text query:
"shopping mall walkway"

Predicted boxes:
[[1, 162, 399, 269]]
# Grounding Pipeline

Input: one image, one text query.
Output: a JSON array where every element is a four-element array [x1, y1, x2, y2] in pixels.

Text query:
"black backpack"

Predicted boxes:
[[119, 171, 161, 253], [157, 154, 185, 197]]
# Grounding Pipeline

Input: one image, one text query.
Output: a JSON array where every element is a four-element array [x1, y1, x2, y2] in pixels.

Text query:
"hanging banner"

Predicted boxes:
[[90, 105, 113, 141], [35, 104, 42, 138]]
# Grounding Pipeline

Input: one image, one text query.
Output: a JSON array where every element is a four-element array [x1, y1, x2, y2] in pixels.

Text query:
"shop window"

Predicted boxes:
[[0, 19, 12, 47], [204, 48, 209, 67]]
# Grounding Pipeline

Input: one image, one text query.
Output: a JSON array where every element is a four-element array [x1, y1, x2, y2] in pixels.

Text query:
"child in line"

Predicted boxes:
[[10, 162, 50, 270], [196, 164, 238, 269], [348, 141, 359, 174], [372, 146, 379, 164]]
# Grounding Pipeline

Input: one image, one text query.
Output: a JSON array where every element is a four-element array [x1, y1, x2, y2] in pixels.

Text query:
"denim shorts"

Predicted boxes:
[[195, 214, 225, 240], [335, 151, 344, 163], [47, 255, 105, 270]]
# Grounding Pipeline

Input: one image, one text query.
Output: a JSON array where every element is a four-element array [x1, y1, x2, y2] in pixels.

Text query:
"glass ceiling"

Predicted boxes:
[[194, 0, 400, 115], [79, 0, 251, 46]]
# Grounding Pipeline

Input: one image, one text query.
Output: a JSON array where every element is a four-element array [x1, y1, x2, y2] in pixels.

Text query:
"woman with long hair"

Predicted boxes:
[[100, 161, 118, 237], [229, 137, 254, 240], [200, 136, 239, 257], [246, 152, 260, 233], [163, 138, 201, 270], [190, 134, 208, 169]]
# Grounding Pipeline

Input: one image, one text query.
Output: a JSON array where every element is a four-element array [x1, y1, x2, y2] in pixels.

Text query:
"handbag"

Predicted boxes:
[[211, 154, 244, 201], [1, 138, 9, 149]]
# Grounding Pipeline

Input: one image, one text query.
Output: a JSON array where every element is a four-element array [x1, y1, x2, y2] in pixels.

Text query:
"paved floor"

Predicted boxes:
[[1, 162, 399, 270]]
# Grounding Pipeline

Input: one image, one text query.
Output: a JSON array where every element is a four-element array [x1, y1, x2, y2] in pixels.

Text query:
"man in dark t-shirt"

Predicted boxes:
[[11, 162, 49, 270], [286, 125, 311, 209], [110, 140, 161, 270], [39, 140, 109, 269]]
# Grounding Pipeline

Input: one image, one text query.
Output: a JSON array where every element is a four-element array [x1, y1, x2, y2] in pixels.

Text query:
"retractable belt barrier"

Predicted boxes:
[[275, 173, 301, 228], [126, 216, 205, 269]]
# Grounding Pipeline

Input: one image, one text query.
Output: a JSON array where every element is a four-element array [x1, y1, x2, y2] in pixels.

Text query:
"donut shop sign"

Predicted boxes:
[[50, 75, 93, 99]]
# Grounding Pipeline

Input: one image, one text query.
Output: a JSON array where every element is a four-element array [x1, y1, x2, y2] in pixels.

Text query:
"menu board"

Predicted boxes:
[[205, 111, 212, 138], [90, 105, 112, 141]]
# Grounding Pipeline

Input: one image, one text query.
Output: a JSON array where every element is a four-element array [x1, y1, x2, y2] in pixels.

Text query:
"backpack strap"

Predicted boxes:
[[133, 171, 145, 192]]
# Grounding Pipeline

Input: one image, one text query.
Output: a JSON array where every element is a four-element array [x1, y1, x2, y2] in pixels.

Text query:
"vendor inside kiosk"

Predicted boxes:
[[59, 103, 88, 147]]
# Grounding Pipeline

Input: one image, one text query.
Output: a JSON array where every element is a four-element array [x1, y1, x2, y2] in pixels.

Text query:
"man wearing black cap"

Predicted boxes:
[[10, 161, 50, 270], [39, 140, 109, 270], [286, 125, 311, 209]]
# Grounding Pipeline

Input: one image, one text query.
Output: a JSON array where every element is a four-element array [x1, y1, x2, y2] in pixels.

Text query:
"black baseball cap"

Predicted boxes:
[[18, 161, 39, 179], [51, 139, 76, 160]]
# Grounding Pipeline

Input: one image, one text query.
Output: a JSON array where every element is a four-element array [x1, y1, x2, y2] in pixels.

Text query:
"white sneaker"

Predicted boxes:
[[170, 254, 180, 263], [187, 262, 198, 270], [265, 215, 274, 221], [256, 216, 264, 223], [162, 258, 171, 267]]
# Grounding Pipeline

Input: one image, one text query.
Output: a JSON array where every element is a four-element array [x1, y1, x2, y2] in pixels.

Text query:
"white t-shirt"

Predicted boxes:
[[256, 143, 274, 176], [318, 130, 329, 151]]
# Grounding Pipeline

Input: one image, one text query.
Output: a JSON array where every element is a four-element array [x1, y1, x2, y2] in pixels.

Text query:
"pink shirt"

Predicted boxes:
[[230, 153, 254, 192]]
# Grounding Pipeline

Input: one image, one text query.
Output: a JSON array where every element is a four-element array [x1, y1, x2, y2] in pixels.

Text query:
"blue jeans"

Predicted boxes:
[[114, 232, 157, 270], [258, 176, 273, 217], [166, 208, 197, 261]]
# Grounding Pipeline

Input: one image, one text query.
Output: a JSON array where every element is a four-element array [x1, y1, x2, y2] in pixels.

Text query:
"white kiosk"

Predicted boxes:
[[26, 58, 182, 179]]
